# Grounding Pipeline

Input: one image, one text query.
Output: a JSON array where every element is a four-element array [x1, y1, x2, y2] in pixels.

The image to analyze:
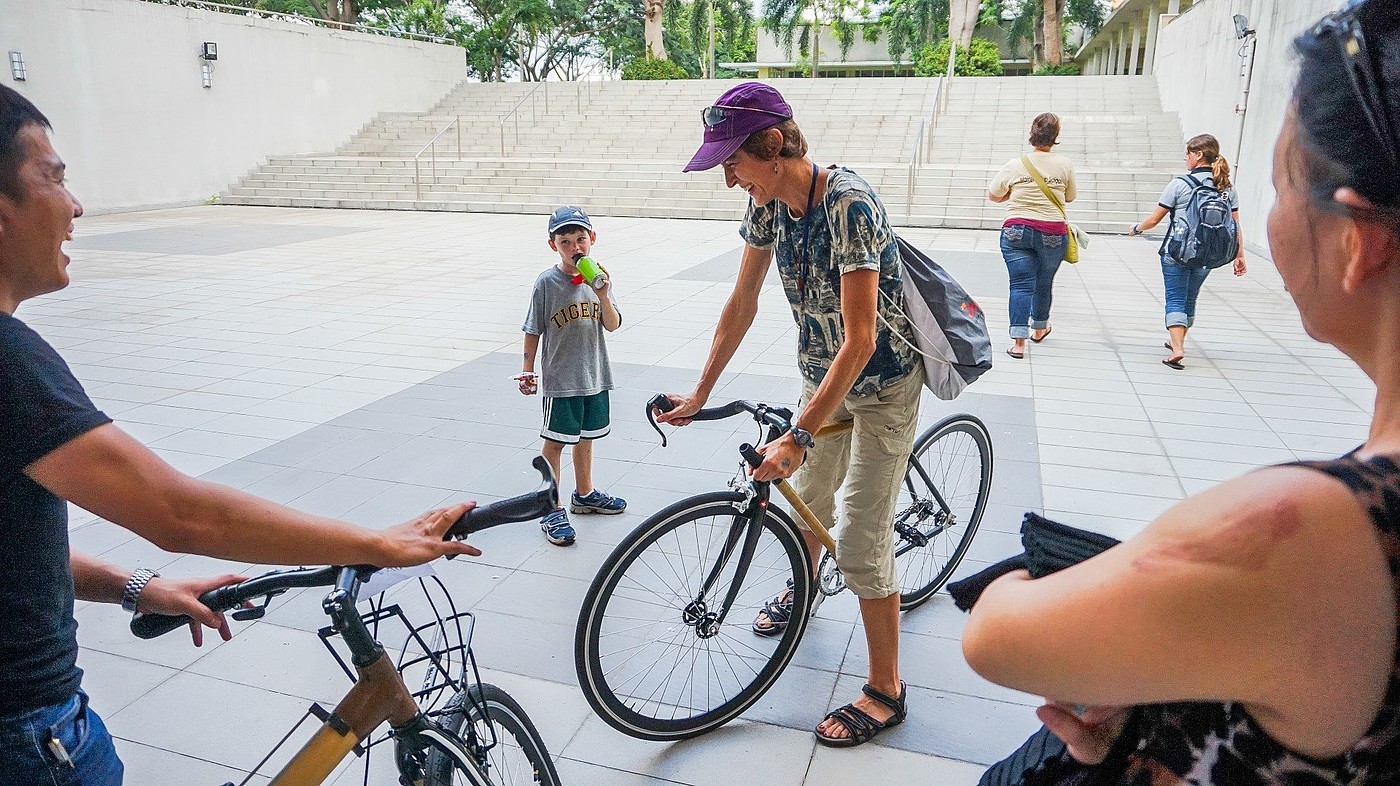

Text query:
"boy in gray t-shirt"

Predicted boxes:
[[520, 206, 626, 546]]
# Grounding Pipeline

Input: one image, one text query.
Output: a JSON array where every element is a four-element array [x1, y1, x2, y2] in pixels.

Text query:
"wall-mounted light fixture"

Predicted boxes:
[[200, 41, 218, 61], [8, 51, 26, 82], [1233, 14, 1255, 40], [201, 63, 213, 88]]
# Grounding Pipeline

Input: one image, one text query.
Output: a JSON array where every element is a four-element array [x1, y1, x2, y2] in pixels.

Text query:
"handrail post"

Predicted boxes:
[[500, 120, 505, 157], [414, 158, 421, 202], [456, 117, 461, 159]]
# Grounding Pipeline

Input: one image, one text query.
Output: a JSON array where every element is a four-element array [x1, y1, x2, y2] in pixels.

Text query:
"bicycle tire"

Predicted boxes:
[[576, 491, 813, 741], [425, 682, 561, 786], [895, 414, 993, 610]]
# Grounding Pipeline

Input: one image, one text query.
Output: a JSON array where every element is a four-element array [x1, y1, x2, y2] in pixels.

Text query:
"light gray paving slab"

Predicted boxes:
[[45, 206, 1373, 786]]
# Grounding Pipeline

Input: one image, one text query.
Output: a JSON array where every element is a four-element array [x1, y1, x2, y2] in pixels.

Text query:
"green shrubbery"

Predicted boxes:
[[913, 37, 1003, 77], [621, 57, 691, 80], [1033, 63, 1081, 76]]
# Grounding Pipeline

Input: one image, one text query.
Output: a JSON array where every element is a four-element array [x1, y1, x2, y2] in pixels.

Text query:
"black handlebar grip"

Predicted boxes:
[[448, 490, 556, 538], [130, 585, 227, 640], [739, 442, 764, 470], [648, 393, 675, 414]]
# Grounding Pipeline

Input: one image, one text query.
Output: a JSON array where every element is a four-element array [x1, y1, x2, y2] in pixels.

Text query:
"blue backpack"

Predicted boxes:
[[1163, 174, 1238, 269]]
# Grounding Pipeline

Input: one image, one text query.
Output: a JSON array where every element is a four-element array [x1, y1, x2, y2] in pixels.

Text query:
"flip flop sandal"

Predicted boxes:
[[815, 681, 908, 748], [752, 579, 795, 637], [1006, 347, 1025, 359], [1162, 357, 1186, 370], [1031, 326, 1053, 343]]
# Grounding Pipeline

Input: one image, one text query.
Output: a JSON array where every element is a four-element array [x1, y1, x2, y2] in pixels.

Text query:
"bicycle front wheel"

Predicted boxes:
[[425, 682, 560, 786], [895, 414, 993, 610], [576, 491, 813, 741]]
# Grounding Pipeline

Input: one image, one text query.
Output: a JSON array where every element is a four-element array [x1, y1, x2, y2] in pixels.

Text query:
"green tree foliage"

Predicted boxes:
[[621, 56, 691, 78], [876, 0, 948, 65], [760, 0, 871, 71], [913, 36, 1002, 76], [1033, 62, 1079, 74], [1066, 0, 1107, 35]]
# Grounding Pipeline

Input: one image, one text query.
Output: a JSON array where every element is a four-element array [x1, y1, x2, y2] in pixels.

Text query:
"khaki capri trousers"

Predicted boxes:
[[791, 368, 922, 599]]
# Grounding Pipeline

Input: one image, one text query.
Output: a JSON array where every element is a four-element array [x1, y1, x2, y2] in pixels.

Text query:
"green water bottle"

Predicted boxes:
[[575, 254, 608, 291]]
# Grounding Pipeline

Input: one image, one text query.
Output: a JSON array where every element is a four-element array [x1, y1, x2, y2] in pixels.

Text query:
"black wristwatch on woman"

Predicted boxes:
[[789, 427, 815, 449]]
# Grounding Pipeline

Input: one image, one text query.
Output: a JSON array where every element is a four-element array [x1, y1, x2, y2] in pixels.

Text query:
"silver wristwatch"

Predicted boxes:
[[121, 567, 160, 613]]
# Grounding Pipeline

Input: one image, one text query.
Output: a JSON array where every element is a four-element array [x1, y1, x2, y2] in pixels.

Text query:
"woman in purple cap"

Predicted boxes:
[[657, 81, 923, 747]]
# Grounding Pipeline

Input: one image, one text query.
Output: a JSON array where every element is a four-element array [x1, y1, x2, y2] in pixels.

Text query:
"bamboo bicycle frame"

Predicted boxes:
[[769, 418, 856, 556], [267, 654, 419, 785]]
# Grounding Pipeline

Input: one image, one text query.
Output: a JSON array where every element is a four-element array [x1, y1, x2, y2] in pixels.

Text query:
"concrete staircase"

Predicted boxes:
[[222, 75, 1184, 233], [912, 75, 1184, 232]]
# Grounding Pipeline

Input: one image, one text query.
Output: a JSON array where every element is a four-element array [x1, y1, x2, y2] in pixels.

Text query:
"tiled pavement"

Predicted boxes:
[[34, 205, 1372, 784]]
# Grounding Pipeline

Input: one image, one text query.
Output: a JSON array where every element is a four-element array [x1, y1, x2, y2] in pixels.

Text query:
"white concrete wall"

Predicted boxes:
[[758, 27, 891, 64], [1, 0, 463, 212], [1152, 0, 1336, 252]]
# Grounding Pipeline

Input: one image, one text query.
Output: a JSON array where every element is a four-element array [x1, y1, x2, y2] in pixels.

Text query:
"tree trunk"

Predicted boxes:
[[810, 19, 819, 77], [1043, 0, 1064, 65], [644, 0, 668, 59], [948, 0, 979, 49]]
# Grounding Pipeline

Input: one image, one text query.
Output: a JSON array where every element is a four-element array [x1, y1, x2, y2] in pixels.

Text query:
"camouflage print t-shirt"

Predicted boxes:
[[740, 166, 918, 398]]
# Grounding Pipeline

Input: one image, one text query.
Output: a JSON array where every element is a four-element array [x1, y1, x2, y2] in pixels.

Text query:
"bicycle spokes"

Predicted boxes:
[[590, 507, 806, 725]]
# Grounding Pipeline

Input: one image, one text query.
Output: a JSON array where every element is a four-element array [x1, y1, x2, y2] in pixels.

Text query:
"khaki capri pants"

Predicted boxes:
[[791, 368, 922, 599]]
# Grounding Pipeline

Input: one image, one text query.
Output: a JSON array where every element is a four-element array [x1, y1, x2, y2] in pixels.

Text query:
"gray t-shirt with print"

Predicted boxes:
[[522, 266, 619, 398], [740, 167, 918, 398]]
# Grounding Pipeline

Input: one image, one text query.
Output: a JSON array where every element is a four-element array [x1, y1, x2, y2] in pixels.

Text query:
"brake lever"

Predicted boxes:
[[230, 589, 285, 622], [646, 393, 674, 448]]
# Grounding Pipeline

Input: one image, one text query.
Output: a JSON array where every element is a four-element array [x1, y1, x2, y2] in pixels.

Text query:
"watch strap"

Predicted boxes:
[[121, 567, 160, 613]]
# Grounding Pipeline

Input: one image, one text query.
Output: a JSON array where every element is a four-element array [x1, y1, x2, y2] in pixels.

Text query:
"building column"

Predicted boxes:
[[1143, 2, 1161, 75], [1115, 28, 1128, 75], [1128, 14, 1144, 75], [1166, 0, 1181, 14]]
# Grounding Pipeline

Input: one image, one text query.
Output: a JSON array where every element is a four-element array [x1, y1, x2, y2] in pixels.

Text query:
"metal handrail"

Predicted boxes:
[[906, 118, 926, 218], [499, 81, 550, 156], [413, 117, 462, 201], [138, 0, 453, 44], [574, 58, 616, 113]]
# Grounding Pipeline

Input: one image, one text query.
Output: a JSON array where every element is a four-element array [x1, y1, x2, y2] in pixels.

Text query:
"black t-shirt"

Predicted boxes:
[[0, 313, 110, 716]]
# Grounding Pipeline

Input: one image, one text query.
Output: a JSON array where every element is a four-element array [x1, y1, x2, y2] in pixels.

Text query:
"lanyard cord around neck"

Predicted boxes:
[[796, 162, 820, 314]]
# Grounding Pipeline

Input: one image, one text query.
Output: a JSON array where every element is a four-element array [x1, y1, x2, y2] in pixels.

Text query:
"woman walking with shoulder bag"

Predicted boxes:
[[988, 113, 1078, 360]]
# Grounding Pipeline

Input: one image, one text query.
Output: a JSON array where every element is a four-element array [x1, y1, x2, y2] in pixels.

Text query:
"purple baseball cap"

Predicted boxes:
[[683, 82, 793, 173]]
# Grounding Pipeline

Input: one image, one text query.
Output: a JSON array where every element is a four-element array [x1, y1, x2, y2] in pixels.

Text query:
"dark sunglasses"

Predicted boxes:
[[701, 104, 789, 128], [1310, 0, 1400, 168]]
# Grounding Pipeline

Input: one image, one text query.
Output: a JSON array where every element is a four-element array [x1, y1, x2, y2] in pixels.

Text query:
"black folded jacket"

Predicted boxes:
[[947, 512, 1121, 611], [946, 512, 1132, 786]]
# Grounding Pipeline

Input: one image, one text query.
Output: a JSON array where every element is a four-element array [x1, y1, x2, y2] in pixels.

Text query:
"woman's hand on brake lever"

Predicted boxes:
[[655, 391, 706, 427], [378, 502, 482, 567]]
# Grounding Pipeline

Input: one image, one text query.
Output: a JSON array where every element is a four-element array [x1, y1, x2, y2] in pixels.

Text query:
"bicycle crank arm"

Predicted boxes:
[[772, 479, 838, 555]]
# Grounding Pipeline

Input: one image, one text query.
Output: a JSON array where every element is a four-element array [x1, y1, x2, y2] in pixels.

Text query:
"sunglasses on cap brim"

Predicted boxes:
[[701, 104, 790, 128]]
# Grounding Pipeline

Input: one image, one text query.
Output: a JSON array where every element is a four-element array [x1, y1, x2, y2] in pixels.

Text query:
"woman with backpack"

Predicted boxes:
[[987, 113, 1078, 360], [1128, 134, 1247, 369], [659, 81, 924, 747]]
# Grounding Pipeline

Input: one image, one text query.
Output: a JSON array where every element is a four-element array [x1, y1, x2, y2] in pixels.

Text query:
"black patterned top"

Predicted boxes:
[[1119, 454, 1400, 785]]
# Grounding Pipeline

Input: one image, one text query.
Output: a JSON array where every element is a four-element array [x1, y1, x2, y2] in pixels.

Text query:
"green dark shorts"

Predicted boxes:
[[541, 391, 610, 444]]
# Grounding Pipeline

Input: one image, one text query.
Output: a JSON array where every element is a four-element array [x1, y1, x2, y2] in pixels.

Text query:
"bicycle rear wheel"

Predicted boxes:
[[575, 491, 812, 741], [425, 682, 560, 786], [895, 414, 993, 610]]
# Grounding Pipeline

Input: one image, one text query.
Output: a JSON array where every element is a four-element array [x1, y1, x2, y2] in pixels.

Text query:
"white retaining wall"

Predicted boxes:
[[1153, 0, 1337, 253], [1, 0, 463, 212]]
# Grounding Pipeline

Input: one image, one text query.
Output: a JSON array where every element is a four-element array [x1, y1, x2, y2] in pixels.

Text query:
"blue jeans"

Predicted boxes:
[[0, 691, 123, 786], [1161, 258, 1212, 328], [1000, 224, 1066, 339]]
